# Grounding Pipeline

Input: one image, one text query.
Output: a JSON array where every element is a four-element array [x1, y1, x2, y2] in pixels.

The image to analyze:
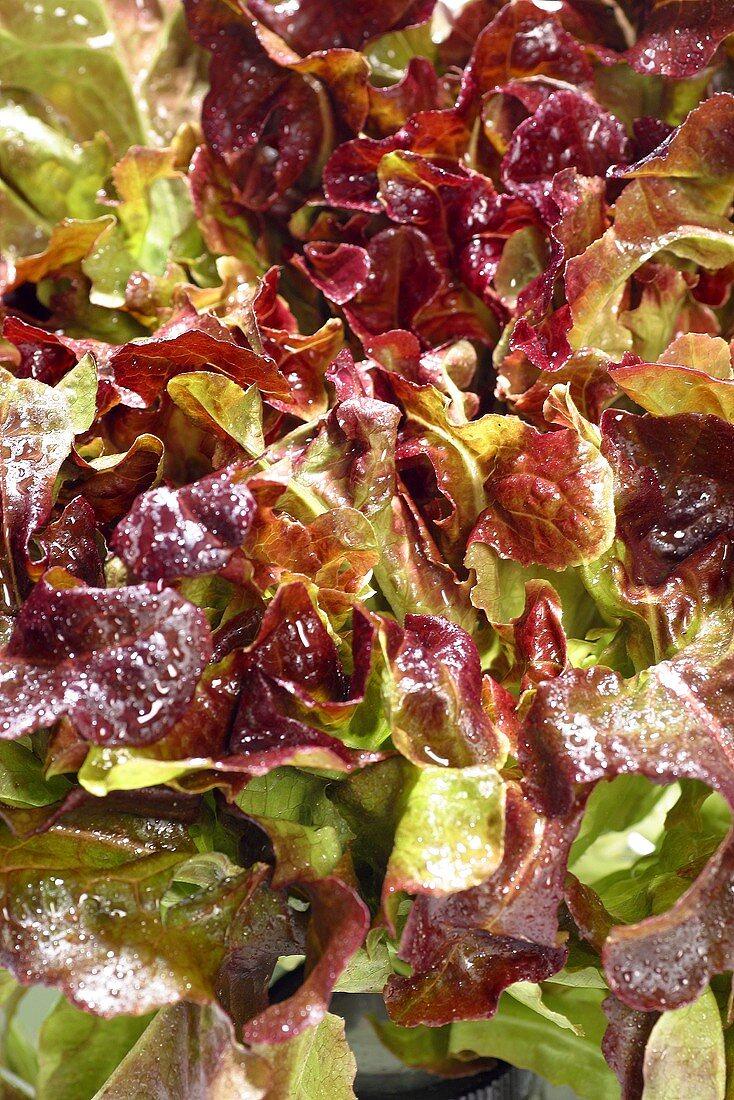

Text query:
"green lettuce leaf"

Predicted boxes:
[[642, 989, 726, 1100], [0, 805, 261, 1016], [0, 0, 206, 151], [235, 768, 352, 884], [384, 764, 505, 896], [376, 982, 619, 1100], [91, 1003, 268, 1099], [37, 1000, 152, 1100]]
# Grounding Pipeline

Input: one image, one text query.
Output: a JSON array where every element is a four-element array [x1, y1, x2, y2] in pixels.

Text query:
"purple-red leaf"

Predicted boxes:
[[2, 317, 78, 386], [501, 91, 629, 220], [112, 467, 255, 582], [248, 0, 435, 54], [625, 0, 734, 77], [385, 784, 579, 1025], [31, 498, 105, 586], [0, 572, 212, 746]]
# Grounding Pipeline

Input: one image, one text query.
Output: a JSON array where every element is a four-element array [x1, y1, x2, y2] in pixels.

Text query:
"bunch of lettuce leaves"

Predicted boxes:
[[1, 0, 734, 1096]]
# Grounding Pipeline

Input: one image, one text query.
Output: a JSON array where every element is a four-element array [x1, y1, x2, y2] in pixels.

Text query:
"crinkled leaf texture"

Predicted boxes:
[[112, 466, 256, 581], [385, 784, 581, 1026], [0, 807, 258, 1016], [0, 571, 212, 746], [523, 609, 734, 1011], [5, 0, 734, 1096]]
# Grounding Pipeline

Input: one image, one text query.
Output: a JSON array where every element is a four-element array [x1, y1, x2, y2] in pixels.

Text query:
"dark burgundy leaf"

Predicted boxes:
[[185, 0, 324, 211], [385, 785, 580, 1026], [299, 243, 371, 305], [0, 571, 212, 746], [31, 498, 105, 586], [323, 133, 401, 213], [602, 411, 734, 591], [632, 117, 675, 160], [501, 91, 629, 220], [112, 466, 255, 582], [2, 317, 78, 385], [241, 581, 347, 698], [625, 0, 734, 77], [228, 677, 382, 776], [602, 995, 659, 1100], [511, 308, 573, 372], [323, 108, 472, 214], [248, 0, 435, 55], [341, 227, 443, 339]]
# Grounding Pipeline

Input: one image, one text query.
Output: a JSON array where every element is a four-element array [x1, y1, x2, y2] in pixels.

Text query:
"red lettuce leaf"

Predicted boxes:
[[188, 143, 267, 266], [501, 91, 629, 221], [509, 350, 616, 430], [303, 226, 444, 340], [31, 498, 105, 586], [0, 571, 212, 746], [367, 57, 441, 137], [184, 0, 325, 211], [109, 304, 288, 407], [602, 410, 734, 591], [522, 610, 734, 1010], [380, 611, 508, 767], [385, 784, 580, 1025], [222, 584, 381, 772], [62, 434, 166, 531], [625, 0, 734, 77], [243, 486, 379, 611], [595, 410, 734, 656], [517, 168, 608, 320], [322, 108, 473, 214], [185, 0, 373, 210], [601, 995, 659, 1100], [459, 0, 595, 109], [253, 270, 344, 420], [467, 420, 615, 571], [508, 579, 568, 691], [2, 317, 78, 386], [376, 150, 538, 314], [228, 673, 382, 775], [237, 875, 369, 1044], [299, 242, 371, 306], [236, 581, 347, 697], [112, 466, 256, 582], [248, 0, 435, 54]]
